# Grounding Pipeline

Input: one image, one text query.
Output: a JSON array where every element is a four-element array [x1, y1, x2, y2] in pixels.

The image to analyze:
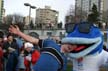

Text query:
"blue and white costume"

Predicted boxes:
[[61, 22, 108, 71]]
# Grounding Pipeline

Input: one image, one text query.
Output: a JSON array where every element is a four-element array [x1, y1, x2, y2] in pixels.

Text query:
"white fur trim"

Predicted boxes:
[[25, 56, 31, 61], [24, 42, 33, 49]]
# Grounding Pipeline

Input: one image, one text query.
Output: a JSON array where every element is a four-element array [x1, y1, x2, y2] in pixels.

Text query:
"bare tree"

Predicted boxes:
[[5, 13, 24, 25], [13, 14, 24, 24], [65, 5, 75, 23], [65, 5, 88, 24], [5, 15, 13, 24], [102, 10, 108, 28], [66, 5, 75, 16], [103, 10, 108, 22], [75, 6, 87, 21]]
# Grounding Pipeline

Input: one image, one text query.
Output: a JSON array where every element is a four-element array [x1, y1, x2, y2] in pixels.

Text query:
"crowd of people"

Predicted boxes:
[[0, 31, 42, 71], [0, 25, 68, 71], [0, 21, 108, 71]]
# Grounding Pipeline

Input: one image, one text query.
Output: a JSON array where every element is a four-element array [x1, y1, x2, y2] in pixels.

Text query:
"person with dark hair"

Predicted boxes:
[[0, 31, 4, 71], [24, 42, 40, 71], [3, 33, 19, 71], [0, 46, 3, 71]]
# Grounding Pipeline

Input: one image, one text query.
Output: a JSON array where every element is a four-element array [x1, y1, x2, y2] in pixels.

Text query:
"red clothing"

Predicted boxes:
[[0, 48, 3, 71], [0, 49, 3, 58], [24, 50, 40, 71], [24, 58, 31, 71], [31, 50, 40, 65]]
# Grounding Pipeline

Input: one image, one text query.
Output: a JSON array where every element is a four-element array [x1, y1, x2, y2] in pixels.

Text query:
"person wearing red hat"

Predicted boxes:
[[24, 42, 40, 71]]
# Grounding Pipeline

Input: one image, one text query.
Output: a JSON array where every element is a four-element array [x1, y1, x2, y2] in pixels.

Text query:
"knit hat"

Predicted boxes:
[[24, 42, 33, 49]]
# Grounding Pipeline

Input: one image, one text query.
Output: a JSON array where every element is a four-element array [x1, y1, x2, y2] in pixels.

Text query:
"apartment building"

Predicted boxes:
[[36, 6, 59, 29], [75, 0, 107, 19], [0, 0, 4, 23]]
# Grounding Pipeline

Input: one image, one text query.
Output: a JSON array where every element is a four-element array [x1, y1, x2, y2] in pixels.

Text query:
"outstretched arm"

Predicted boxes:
[[9, 25, 39, 45]]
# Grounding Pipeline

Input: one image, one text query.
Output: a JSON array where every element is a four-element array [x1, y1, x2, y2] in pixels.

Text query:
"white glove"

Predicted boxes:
[[25, 56, 31, 61], [8, 47, 15, 52], [3, 49, 6, 53]]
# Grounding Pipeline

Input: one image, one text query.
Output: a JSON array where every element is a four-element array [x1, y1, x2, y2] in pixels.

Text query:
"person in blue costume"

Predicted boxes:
[[61, 22, 108, 71], [9, 25, 67, 71]]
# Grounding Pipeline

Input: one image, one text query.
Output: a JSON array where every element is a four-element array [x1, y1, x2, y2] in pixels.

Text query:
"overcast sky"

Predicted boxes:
[[4, 0, 75, 23]]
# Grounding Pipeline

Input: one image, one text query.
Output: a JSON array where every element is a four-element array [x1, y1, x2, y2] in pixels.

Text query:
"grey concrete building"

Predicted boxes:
[[75, 0, 108, 19], [36, 6, 59, 29], [0, 0, 4, 23]]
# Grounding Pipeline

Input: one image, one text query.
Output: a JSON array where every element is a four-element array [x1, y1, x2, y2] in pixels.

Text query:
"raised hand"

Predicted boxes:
[[9, 25, 20, 35]]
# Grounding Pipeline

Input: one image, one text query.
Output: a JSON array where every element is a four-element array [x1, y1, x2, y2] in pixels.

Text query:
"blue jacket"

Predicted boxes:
[[6, 51, 19, 71]]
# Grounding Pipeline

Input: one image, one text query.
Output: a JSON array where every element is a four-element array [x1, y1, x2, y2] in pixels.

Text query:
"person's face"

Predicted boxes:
[[25, 47, 32, 52], [7, 36, 13, 42], [61, 44, 77, 53]]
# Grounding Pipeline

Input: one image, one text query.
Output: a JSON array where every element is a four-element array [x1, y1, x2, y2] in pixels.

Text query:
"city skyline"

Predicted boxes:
[[4, 0, 75, 23]]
